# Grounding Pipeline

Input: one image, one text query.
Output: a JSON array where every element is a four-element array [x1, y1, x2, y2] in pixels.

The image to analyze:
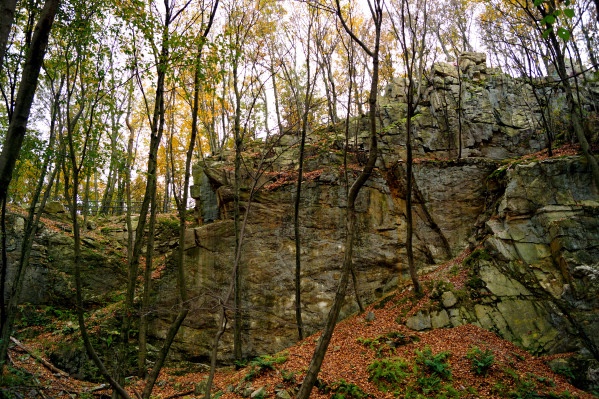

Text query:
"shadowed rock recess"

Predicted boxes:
[[150, 53, 598, 382]]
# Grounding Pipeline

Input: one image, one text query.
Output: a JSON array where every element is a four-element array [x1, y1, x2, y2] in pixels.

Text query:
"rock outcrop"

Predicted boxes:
[[145, 56, 599, 392], [3, 212, 127, 305], [6, 52, 598, 392]]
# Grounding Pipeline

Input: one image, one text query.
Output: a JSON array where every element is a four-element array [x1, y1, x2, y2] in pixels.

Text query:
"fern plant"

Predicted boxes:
[[367, 358, 410, 392], [415, 346, 452, 379], [329, 379, 369, 399], [466, 346, 495, 376]]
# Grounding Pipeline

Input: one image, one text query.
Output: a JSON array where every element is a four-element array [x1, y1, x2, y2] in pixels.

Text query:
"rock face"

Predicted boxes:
[[148, 54, 599, 370], [167, 153, 598, 368], [5, 53, 598, 391], [152, 156, 503, 360], [3, 212, 127, 305], [379, 52, 598, 162], [402, 157, 599, 391]]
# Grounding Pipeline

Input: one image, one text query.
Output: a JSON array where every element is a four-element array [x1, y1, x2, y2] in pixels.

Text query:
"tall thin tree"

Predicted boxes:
[[296, 1, 383, 397]]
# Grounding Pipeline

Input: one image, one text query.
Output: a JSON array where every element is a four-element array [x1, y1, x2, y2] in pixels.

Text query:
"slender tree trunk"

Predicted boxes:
[[544, 20, 599, 188], [0, 0, 59, 206], [271, 64, 283, 135], [101, 114, 121, 214], [109, 85, 135, 399], [293, 15, 316, 342], [456, 55, 463, 160], [0, 199, 6, 340], [233, 51, 243, 360], [143, 1, 218, 383], [205, 181, 258, 398], [0, 0, 60, 371], [0, 0, 17, 72], [204, 304, 227, 399], [405, 100, 421, 294], [580, 20, 598, 72], [296, 3, 382, 398], [63, 94, 132, 398], [122, 9, 172, 386]]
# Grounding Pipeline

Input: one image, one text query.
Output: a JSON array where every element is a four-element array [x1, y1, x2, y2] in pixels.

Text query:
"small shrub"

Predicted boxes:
[[466, 275, 486, 291], [503, 367, 520, 380], [495, 368, 571, 399], [373, 294, 395, 309], [547, 391, 573, 399], [367, 358, 410, 391], [0, 365, 36, 388], [492, 381, 508, 395], [550, 364, 575, 381], [429, 280, 455, 300], [533, 374, 555, 388], [356, 337, 376, 348], [438, 384, 460, 398], [466, 346, 495, 376], [463, 249, 491, 268], [509, 379, 538, 399], [415, 346, 452, 379]]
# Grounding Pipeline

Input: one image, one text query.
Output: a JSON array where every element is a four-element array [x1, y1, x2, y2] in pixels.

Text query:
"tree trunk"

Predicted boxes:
[[64, 95, 132, 399], [545, 20, 599, 189], [122, 9, 171, 384], [0, 0, 17, 72], [296, 2, 382, 397], [405, 101, 422, 294], [0, 0, 60, 372], [0, 0, 59, 206]]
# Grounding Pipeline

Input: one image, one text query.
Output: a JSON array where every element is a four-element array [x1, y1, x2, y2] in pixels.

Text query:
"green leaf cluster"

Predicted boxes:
[[535, 0, 575, 41], [415, 346, 452, 379], [466, 346, 495, 376]]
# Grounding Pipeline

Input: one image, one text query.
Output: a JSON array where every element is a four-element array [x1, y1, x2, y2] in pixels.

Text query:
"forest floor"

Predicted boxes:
[[3, 248, 596, 399]]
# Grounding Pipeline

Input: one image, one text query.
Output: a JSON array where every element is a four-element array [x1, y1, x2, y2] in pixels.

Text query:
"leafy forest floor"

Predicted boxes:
[[2, 143, 598, 398], [3, 249, 596, 399]]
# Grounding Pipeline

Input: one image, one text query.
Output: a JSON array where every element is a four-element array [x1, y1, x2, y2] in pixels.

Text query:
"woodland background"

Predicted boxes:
[[1, 0, 598, 398]]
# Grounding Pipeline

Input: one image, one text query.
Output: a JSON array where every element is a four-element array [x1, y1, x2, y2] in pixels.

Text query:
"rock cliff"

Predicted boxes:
[[6, 53, 599, 392], [150, 54, 599, 387]]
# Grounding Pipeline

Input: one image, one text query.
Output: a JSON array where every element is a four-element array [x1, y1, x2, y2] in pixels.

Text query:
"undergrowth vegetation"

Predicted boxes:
[[242, 352, 288, 382], [467, 346, 495, 376], [364, 345, 457, 398]]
